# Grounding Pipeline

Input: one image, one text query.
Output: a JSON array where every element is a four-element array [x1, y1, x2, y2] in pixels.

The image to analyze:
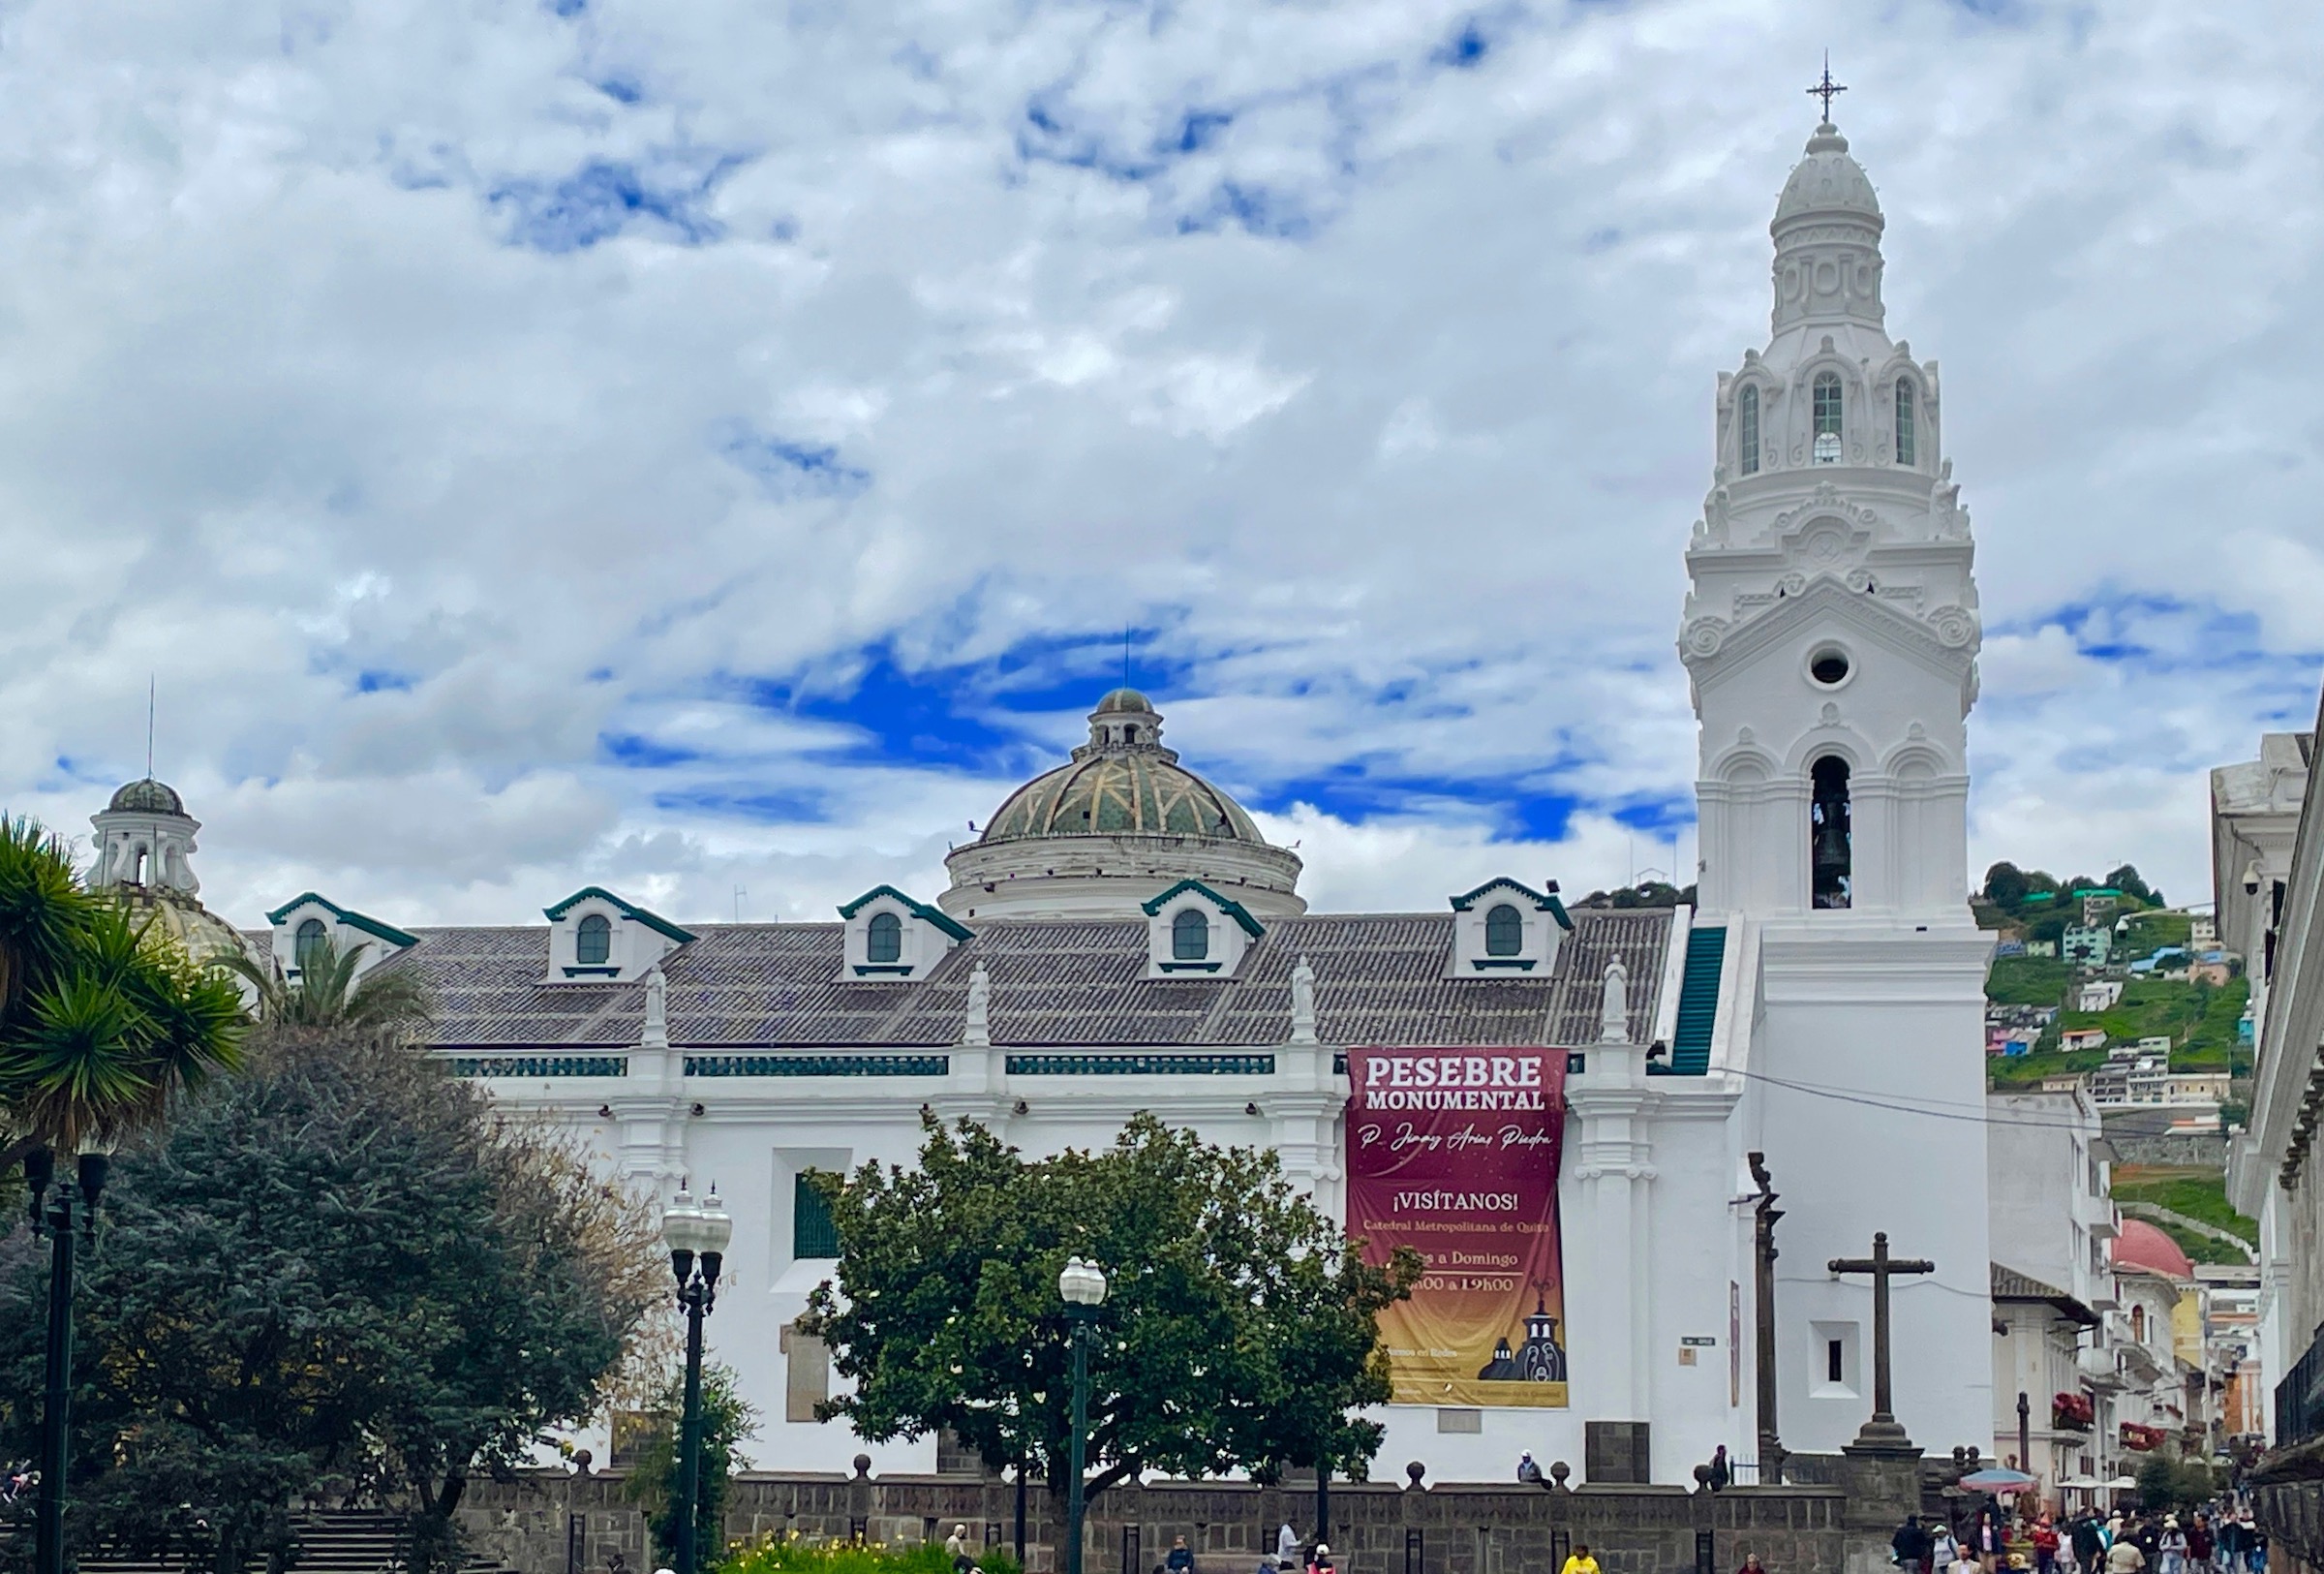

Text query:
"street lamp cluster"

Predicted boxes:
[[661, 1185, 733, 1574]]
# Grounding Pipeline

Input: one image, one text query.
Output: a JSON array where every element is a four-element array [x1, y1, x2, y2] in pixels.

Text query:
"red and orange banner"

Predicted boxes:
[[1344, 1047, 1570, 1408]]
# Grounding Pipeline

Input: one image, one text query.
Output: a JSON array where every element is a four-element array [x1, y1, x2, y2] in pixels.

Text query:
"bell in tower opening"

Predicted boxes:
[[1810, 756, 1851, 909]]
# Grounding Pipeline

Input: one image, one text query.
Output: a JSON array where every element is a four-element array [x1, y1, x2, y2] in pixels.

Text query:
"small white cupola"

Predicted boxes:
[[1447, 878, 1573, 976], [837, 885, 972, 980], [543, 886, 694, 983], [266, 893, 418, 982], [1141, 878, 1264, 978], [89, 778, 202, 898]]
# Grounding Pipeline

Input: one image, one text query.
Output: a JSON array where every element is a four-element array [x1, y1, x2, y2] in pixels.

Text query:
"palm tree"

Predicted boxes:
[[219, 929, 432, 1038], [0, 814, 246, 1156]]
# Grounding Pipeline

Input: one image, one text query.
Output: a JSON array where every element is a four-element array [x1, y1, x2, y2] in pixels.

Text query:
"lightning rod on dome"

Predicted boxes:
[[146, 674, 156, 780], [1807, 53, 1847, 125]]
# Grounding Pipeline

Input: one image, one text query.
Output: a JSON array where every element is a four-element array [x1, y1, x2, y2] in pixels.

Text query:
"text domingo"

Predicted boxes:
[[1358, 1053, 1548, 1110]]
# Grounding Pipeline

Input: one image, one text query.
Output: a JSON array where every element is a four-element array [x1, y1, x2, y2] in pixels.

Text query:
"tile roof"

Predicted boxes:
[[342, 909, 1677, 1051], [1990, 1262, 2101, 1327]]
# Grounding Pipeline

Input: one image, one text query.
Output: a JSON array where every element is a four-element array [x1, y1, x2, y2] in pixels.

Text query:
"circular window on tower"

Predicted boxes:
[[1807, 645, 1853, 688]]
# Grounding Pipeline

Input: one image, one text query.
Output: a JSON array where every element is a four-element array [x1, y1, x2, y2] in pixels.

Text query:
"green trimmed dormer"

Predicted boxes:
[[837, 884, 971, 980], [1141, 879, 1264, 977], [1447, 877, 1571, 975], [541, 886, 694, 983], [266, 892, 419, 980]]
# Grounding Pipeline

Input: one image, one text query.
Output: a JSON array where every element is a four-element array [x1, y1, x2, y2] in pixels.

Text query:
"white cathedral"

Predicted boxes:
[[84, 108, 1994, 1485]]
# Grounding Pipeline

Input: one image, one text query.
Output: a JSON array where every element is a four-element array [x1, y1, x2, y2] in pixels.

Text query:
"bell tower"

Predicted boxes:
[[1680, 111, 1979, 919], [1681, 97, 1997, 1462]]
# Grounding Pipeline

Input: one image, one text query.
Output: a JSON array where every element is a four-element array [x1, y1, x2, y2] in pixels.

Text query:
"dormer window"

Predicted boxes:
[[294, 918, 329, 973], [266, 892, 420, 982], [1813, 372, 1842, 464], [1484, 904, 1523, 957], [1174, 908, 1210, 961], [543, 886, 694, 982], [1143, 879, 1262, 978], [1448, 879, 1573, 976], [839, 886, 970, 979]]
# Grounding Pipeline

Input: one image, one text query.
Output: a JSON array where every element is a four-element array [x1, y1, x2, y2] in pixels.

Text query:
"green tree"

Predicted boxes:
[[0, 1030, 661, 1574], [1981, 861, 2030, 909], [2105, 864, 2156, 904], [627, 1364, 759, 1568], [803, 1112, 1422, 1497], [0, 815, 244, 1155]]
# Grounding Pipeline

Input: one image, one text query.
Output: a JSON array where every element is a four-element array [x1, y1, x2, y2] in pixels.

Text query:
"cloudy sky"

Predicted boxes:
[[2, 0, 2318, 929]]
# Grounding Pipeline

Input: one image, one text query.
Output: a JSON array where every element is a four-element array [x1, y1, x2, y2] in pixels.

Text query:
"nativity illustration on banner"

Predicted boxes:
[[1344, 1046, 1569, 1408]]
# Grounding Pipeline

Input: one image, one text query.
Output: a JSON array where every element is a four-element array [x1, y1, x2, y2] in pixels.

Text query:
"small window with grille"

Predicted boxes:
[[794, 1171, 840, 1260]]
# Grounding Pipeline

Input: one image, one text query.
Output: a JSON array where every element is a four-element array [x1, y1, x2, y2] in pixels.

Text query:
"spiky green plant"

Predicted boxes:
[[0, 814, 247, 1153], [217, 929, 432, 1038]]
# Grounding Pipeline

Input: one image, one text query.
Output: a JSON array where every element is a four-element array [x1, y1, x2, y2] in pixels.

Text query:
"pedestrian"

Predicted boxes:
[[2159, 1520, 2188, 1574], [1169, 1536, 1197, 1574], [1560, 1543, 1601, 1574], [2187, 1516, 2214, 1574], [2104, 1533, 2145, 1574], [1279, 1528, 1300, 1567], [946, 1527, 975, 1574], [1931, 1522, 1961, 1574], [1710, 1445, 1732, 1493], [1308, 1544, 1335, 1574], [1895, 1515, 1936, 1574], [2035, 1517, 2062, 1574], [2249, 1525, 2266, 1574], [1518, 1451, 1544, 1485], [1736, 1553, 1768, 1574]]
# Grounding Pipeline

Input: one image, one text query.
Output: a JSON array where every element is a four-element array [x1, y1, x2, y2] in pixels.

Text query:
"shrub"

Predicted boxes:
[[720, 1534, 1022, 1574]]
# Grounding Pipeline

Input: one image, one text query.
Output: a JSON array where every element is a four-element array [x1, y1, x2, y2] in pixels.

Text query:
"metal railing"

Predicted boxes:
[[2275, 1323, 2324, 1445]]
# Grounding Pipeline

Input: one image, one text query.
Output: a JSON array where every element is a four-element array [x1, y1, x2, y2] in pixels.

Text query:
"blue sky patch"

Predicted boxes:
[[489, 154, 736, 253], [718, 424, 872, 499]]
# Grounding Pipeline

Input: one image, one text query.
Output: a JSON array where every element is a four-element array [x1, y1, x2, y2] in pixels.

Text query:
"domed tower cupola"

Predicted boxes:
[[91, 777, 201, 898], [1083, 688, 1168, 755], [1769, 119, 1886, 336], [939, 688, 1305, 921]]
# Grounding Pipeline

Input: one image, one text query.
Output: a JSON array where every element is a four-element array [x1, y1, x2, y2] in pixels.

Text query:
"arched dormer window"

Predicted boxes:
[[1737, 385, 1759, 476], [1484, 904, 1523, 956], [1810, 756, 1851, 910], [1894, 380, 1915, 466], [1812, 372, 1843, 465], [294, 917, 329, 973], [575, 912, 613, 966], [866, 910, 902, 965], [1172, 908, 1210, 961]]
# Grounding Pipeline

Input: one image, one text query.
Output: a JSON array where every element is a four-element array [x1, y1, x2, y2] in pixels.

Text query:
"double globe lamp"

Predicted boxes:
[[1057, 1255, 1108, 1574], [661, 1184, 733, 1574]]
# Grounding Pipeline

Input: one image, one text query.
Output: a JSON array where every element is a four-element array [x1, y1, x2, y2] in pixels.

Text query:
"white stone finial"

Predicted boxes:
[[963, 964, 993, 1046], [1289, 954, 1319, 1045], [641, 964, 669, 1049], [1600, 956, 1631, 1043]]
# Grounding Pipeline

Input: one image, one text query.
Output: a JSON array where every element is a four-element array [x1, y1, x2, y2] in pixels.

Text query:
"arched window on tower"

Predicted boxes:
[[1895, 380, 1915, 466], [576, 912, 613, 966], [1484, 904, 1523, 957], [1810, 756, 1852, 910], [1737, 385, 1759, 476], [1173, 908, 1210, 962], [867, 910, 902, 965], [294, 917, 329, 974], [1812, 372, 1843, 465]]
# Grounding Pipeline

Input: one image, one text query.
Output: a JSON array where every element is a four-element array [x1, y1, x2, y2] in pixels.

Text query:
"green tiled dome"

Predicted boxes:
[[979, 693, 1265, 846], [107, 777, 186, 815]]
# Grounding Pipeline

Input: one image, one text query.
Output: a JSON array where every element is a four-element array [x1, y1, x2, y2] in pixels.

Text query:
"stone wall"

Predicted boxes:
[[459, 1466, 1869, 1574]]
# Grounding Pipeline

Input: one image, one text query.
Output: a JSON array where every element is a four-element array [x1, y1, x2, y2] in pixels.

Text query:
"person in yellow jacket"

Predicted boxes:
[[1561, 1545, 1601, 1574]]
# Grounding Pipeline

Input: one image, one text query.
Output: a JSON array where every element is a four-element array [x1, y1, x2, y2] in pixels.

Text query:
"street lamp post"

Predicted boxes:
[[661, 1185, 732, 1574], [1057, 1256, 1109, 1574], [23, 1140, 112, 1574]]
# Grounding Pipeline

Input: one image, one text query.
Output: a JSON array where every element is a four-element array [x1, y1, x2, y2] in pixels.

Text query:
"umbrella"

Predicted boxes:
[[2106, 1476, 2139, 1491], [1960, 1468, 2038, 1491]]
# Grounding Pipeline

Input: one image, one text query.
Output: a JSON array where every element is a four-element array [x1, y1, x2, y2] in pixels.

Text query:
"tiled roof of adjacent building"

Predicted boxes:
[[1990, 1262, 2100, 1328], [336, 908, 1677, 1051]]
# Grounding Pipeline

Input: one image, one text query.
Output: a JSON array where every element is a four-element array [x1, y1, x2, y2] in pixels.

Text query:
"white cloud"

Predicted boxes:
[[0, 0, 2316, 931]]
